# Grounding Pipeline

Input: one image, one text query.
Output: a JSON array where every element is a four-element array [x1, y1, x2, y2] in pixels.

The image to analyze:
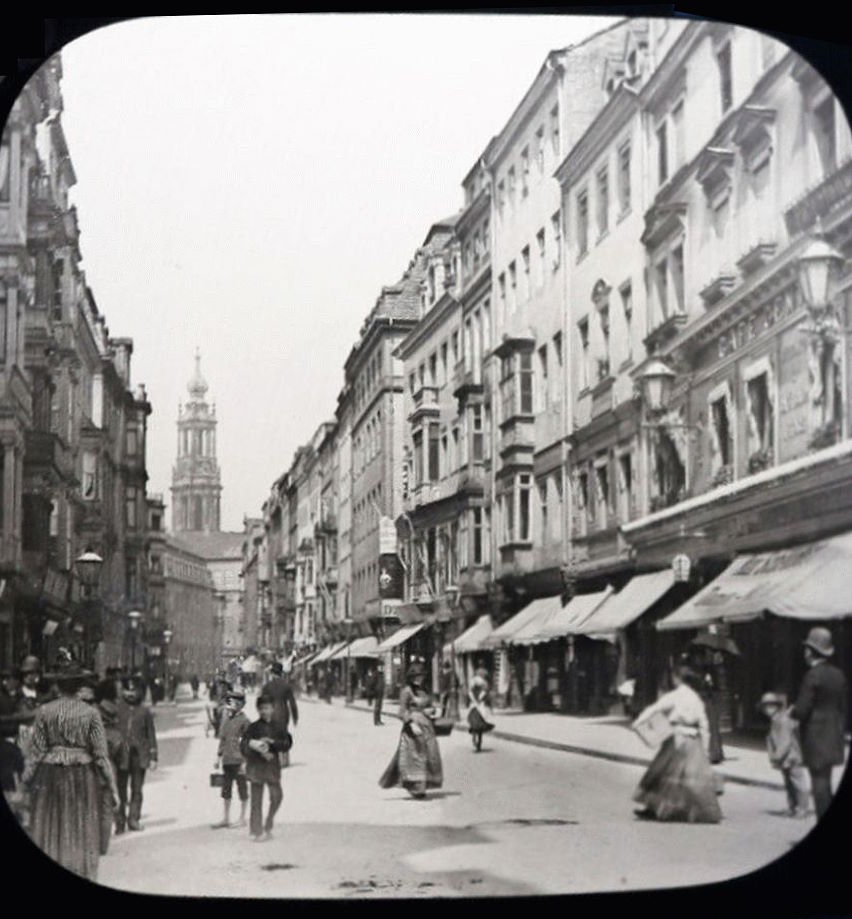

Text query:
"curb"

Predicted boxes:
[[300, 695, 783, 792]]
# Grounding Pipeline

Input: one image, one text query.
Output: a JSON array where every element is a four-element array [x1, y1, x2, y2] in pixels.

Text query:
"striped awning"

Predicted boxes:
[[329, 636, 380, 660], [508, 596, 567, 645], [376, 621, 427, 652], [522, 587, 615, 643], [310, 641, 349, 664], [483, 597, 561, 648], [573, 570, 676, 636], [448, 615, 494, 654]]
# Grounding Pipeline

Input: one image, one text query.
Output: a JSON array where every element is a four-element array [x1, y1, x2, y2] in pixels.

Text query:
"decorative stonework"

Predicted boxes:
[[700, 272, 738, 307], [731, 106, 776, 173], [736, 241, 777, 277], [640, 202, 688, 249], [695, 147, 735, 204]]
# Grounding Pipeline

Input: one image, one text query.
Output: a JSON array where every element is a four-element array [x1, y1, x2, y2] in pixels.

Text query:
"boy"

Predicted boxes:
[[759, 692, 809, 818], [240, 694, 290, 842], [213, 687, 250, 829]]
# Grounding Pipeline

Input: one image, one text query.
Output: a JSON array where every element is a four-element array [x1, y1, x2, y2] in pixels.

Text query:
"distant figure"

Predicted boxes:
[[792, 627, 848, 820], [467, 667, 495, 752], [190, 674, 200, 700], [264, 663, 298, 768], [758, 692, 809, 818], [373, 663, 386, 726], [439, 660, 457, 719]]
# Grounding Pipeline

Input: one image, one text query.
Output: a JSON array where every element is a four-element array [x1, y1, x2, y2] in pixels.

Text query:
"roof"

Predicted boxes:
[[167, 531, 245, 560]]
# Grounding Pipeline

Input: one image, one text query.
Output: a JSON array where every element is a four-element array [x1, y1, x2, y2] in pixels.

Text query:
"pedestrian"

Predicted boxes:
[[96, 689, 129, 855], [631, 664, 722, 823], [373, 662, 386, 726], [264, 662, 298, 768], [791, 627, 848, 821], [115, 676, 158, 833], [439, 660, 456, 718], [378, 661, 443, 799], [467, 665, 495, 752], [240, 694, 291, 842], [191, 674, 200, 700], [685, 645, 725, 764], [758, 692, 809, 818], [212, 687, 250, 829], [21, 664, 119, 881]]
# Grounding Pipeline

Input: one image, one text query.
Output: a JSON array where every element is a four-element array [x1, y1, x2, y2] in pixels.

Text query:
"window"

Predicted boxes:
[[471, 404, 483, 461], [620, 282, 633, 363], [440, 343, 448, 387], [578, 318, 590, 390], [519, 351, 533, 414], [508, 166, 516, 201], [498, 272, 507, 315], [594, 460, 610, 525], [536, 228, 546, 288], [503, 490, 514, 543], [538, 344, 549, 410], [521, 246, 530, 300], [576, 190, 589, 257], [535, 126, 545, 172], [671, 245, 685, 314], [413, 430, 423, 484], [549, 211, 561, 271], [52, 259, 63, 321], [577, 470, 589, 532], [617, 141, 631, 214], [746, 371, 774, 454], [459, 512, 469, 570], [717, 42, 733, 114], [409, 372, 416, 394], [618, 452, 634, 521], [711, 394, 733, 467], [671, 100, 685, 170], [469, 507, 483, 565], [126, 486, 138, 528], [428, 353, 437, 387], [0, 142, 9, 202], [538, 480, 548, 543], [596, 166, 609, 237], [451, 331, 459, 366], [428, 423, 440, 482], [518, 473, 532, 541], [126, 427, 138, 456], [82, 451, 98, 501], [656, 121, 669, 185], [598, 306, 611, 381], [550, 104, 560, 153], [440, 433, 448, 476], [813, 96, 837, 175], [0, 282, 7, 359], [508, 261, 517, 310], [497, 180, 506, 213], [521, 147, 530, 197], [655, 259, 669, 319]]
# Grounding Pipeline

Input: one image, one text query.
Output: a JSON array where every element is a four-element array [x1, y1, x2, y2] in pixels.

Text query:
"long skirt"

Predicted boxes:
[[633, 734, 722, 824], [379, 716, 443, 794], [29, 763, 103, 880], [467, 704, 495, 734]]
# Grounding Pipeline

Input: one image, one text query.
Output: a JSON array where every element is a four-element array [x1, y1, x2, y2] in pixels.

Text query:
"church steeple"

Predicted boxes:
[[171, 349, 222, 533]]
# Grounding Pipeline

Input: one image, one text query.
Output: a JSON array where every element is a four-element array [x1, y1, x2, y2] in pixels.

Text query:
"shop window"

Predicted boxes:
[[746, 371, 774, 455]]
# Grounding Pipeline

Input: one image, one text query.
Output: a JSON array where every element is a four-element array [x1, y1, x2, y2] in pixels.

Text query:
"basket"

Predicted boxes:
[[432, 717, 455, 737], [209, 771, 226, 788], [631, 710, 673, 749]]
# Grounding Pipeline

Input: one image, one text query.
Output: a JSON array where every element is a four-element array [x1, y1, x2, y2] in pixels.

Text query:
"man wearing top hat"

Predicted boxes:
[[115, 676, 158, 832], [792, 626, 848, 820]]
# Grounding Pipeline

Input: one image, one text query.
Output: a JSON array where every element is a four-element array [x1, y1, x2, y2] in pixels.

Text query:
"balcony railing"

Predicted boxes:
[[784, 158, 852, 237]]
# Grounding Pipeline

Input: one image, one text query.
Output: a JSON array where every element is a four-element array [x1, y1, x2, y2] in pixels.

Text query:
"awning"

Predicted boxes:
[[509, 595, 568, 645], [483, 597, 558, 648], [291, 651, 319, 667], [574, 570, 676, 636], [523, 587, 615, 643], [329, 636, 380, 660], [310, 641, 349, 664], [376, 621, 427, 652], [449, 615, 494, 654], [657, 532, 852, 631]]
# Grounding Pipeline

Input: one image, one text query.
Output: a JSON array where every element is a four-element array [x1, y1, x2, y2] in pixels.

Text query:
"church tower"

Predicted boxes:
[[171, 349, 222, 532]]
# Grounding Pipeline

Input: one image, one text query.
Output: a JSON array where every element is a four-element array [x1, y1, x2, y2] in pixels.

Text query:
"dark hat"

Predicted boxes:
[[758, 692, 786, 711], [20, 655, 41, 674], [271, 662, 284, 676], [803, 627, 834, 658], [226, 686, 246, 701], [407, 661, 427, 680]]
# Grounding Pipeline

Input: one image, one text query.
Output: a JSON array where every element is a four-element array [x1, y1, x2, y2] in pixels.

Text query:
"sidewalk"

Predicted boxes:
[[300, 693, 784, 790]]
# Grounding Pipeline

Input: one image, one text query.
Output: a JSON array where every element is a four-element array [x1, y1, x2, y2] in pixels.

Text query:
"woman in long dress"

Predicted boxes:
[[467, 666, 495, 752], [631, 664, 722, 823], [378, 662, 443, 798], [22, 667, 120, 880]]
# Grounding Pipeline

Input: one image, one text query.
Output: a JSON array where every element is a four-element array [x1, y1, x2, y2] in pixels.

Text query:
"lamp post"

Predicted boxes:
[[163, 627, 173, 702], [74, 550, 103, 669], [796, 233, 846, 440], [343, 616, 354, 702], [128, 610, 142, 672]]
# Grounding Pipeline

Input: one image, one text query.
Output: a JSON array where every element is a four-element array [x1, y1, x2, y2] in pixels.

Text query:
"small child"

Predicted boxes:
[[240, 693, 290, 842], [759, 692, 809, 818], [212, 687, 250, 829]]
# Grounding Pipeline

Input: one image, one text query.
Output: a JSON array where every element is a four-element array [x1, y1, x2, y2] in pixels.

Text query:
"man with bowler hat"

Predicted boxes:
[[792, 627, 847, 820], [115, 676, 158, 832], [264, 662, 298, 767]]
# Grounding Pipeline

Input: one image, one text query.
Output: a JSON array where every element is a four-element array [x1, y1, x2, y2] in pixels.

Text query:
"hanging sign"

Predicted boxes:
[[672, 553, 692, 583]]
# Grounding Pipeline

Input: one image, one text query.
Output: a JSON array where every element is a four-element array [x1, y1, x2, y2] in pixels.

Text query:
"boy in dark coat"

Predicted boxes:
[[792, 627, 848, 820], [240, 694, 289, 842], [115, 677, 158, 833]]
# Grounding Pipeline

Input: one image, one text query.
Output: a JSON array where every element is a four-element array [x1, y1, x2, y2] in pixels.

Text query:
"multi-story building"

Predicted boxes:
[[240, 515, 264, 653]]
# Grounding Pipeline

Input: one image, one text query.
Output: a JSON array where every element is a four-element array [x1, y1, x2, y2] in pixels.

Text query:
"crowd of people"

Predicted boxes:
[[1, 656, 161, 881]]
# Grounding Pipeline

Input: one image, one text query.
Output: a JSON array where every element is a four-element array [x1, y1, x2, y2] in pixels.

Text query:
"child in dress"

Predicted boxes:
[[758, 692, 809, 818]]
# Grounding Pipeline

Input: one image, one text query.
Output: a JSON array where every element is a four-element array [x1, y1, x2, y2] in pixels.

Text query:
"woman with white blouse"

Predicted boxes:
[[631, 664, 722, 823]]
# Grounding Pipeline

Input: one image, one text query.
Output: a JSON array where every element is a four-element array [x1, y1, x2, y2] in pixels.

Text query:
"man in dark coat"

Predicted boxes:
[[792, 627, 848, 820], [115, 677, 158, 832], [373, 662, 386, 726], [264, 663, 298, 766]]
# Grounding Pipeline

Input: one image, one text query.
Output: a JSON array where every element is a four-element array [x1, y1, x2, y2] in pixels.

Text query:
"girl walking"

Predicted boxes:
[[467, 666, 496, 752]]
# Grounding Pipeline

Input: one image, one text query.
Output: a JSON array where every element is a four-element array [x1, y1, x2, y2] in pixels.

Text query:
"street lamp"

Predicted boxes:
[[128, 610, 142, 672], [74, 550, 103, 669], [797, 234, 844, 312], [638, 358, 677, 416]]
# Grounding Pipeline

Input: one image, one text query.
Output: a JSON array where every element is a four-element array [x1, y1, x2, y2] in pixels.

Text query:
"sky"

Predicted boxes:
[[55, 13, 622, 532]]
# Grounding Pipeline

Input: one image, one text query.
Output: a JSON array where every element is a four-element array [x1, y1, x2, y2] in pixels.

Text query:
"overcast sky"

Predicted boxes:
[[56, 13, 622, 532]]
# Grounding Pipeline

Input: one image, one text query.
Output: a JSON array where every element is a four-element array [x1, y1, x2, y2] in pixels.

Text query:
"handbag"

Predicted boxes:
[[281, 730, 293, 753], [431, 717, 455, 737], [209, 770, 225, 788]]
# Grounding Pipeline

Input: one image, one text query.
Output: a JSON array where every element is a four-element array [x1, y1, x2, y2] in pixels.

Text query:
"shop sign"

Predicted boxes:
[[777, 326, 812, 462], [379, 516, 398, 555]]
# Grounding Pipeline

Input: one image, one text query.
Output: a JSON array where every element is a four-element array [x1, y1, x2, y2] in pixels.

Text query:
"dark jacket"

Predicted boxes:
[[240, 718, 289, 784], [264, 676, 299, 730], [116, 698, 158, 769], [792, 661, 847, 771], [99, 700, 129, 772]]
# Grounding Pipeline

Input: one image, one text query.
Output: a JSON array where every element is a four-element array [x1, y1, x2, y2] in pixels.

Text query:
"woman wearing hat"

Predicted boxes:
[[631, 664, 722, 823], [21, 664, 119, 880], [467, 665, 496, 753], [379, 661, 443, 798], [792, 627, 848, 820]]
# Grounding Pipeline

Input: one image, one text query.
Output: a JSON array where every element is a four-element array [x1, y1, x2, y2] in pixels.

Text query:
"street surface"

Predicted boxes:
[[95, 689, 813, 898]]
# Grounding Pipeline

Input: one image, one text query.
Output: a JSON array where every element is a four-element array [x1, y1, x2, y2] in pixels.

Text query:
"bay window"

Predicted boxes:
[[501, 473, 532, 544]]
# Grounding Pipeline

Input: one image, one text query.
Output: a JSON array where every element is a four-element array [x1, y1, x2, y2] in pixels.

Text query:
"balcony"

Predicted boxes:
[[452, 360, 484, 401], [24, 430, 74, 483], [784, 158, 852, 238], [499, 422, 535, 458], [643, 312, 688, 355], [411, 470, 461, 508], [736, 241, 777, 278], [409, 385, 440, 424], [699, 272, 737, 308]]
